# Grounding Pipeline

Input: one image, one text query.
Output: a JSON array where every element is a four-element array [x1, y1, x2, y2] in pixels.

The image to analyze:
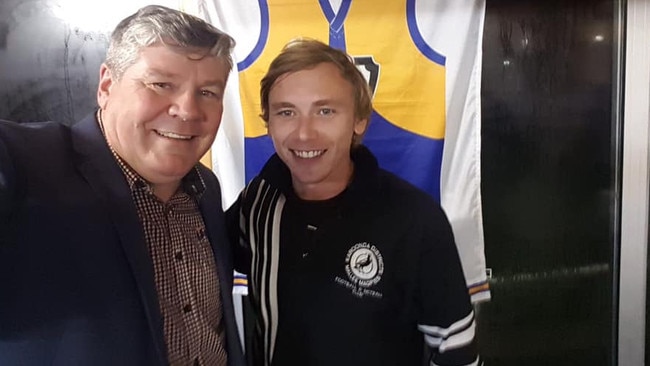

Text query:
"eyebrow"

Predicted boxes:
[[143, 69, 176, 79], [143, 69, 225, 88], [203, 80, 226, 89], [312, 99, 340, 106], [270, 99, 342, 109], [269, 101, 296, 109]]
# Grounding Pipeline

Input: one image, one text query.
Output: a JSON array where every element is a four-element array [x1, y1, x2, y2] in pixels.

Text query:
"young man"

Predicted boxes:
[[0, 6, 244, 366], [230, 39, 479, 366]]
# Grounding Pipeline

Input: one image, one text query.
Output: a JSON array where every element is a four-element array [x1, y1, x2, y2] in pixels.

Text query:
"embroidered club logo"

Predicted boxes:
[[346, 243, 384, 286], [334, 242, 384, 298]]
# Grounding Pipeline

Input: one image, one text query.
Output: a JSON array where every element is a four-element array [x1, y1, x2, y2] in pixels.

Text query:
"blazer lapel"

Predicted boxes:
[[71, 114, 168, 364], [200, 184, 245, 364]]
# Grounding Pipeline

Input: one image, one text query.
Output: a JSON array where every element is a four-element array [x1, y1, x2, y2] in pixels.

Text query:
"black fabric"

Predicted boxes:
[[234, 145, 476, 366], [0, 116, 245, 366]]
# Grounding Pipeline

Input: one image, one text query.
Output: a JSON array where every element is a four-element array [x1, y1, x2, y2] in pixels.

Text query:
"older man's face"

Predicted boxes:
[[97, 43, 229, 189]]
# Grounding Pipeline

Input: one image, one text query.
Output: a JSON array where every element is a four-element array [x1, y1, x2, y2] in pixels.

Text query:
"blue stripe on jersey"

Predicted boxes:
[[364, 111, 443, 201], [243, 111, 444, 202], [319, 0, 350, 49], [244, 135, 275, 183], [406, 0, 446, 65], [237, 0, 270, 71], [319, 0, 351, 32]]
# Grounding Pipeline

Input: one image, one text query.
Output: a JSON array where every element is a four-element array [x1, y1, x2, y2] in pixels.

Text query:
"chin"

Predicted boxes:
[[157, 155, 196, 170], [152, 164, 194, 179]]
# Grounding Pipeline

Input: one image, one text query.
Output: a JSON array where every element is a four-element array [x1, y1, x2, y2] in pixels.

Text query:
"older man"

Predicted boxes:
[[0, 5, 244, 366]]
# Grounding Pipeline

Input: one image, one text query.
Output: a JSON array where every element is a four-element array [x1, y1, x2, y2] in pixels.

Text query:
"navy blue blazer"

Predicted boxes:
[[0, 114, 244, 366]]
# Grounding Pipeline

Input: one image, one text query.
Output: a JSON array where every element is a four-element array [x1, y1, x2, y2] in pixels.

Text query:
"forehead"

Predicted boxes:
[[270, 62, 353, 99], [128, 44, 229, 78]]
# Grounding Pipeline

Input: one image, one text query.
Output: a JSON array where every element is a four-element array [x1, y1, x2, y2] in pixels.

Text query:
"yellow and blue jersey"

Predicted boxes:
[[238, 0, 446, 200]]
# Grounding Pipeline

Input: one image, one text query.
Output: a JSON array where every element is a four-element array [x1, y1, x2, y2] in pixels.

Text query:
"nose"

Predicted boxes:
[[169, 90, 201, 122], [296, 115, 317, 140]]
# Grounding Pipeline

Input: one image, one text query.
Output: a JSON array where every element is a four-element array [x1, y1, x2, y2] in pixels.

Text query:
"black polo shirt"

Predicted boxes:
[[271, 190, 425, 366]]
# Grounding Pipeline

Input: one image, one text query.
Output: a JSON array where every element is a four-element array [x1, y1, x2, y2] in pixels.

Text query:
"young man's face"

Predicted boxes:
[[267, 62, 368, 200], [97, 44, 229, 189]]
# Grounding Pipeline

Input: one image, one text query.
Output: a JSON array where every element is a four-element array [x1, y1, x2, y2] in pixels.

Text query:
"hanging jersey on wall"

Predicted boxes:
[[239, 0, 446, 201], [201, 0, 490, 302]]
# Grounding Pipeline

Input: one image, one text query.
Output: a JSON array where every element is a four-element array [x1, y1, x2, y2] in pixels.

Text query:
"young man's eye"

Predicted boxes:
[[318, 108, 334, 115], [276, 110, 294, 117]]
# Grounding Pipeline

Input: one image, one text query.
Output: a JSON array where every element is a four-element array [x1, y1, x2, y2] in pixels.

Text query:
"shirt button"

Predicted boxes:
[[134, 180, 147, 189], [175, 251, 183, 261], [183, 304, 192, 313]]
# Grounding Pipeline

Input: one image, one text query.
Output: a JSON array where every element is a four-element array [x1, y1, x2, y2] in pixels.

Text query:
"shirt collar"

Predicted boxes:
[[95, 109, 206, 199]]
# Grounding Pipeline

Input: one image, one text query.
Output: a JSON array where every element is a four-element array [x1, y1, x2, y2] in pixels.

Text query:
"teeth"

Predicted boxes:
[[156, 130, 192, 140], [293, 150, 324, 159]]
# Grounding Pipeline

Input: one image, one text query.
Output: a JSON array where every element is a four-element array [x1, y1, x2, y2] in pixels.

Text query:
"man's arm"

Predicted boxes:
[[417, 204, 480, 366]]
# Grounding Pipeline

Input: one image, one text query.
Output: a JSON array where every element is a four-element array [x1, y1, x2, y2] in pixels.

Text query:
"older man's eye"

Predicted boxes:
[[200, 90, 221, 98], [150, 82, 171, 89]]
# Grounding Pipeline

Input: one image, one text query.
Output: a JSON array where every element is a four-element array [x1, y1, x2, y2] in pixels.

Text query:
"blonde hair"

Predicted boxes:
[[260, 38, 372, 145]]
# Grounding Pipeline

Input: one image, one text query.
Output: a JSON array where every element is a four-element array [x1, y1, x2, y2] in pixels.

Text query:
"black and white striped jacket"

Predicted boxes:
[[228, 146, 479, 366]]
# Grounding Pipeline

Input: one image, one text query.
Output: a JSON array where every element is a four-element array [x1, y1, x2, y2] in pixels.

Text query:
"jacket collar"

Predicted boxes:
[[259, 144, 381, 205], [71, 112, 168, 365]]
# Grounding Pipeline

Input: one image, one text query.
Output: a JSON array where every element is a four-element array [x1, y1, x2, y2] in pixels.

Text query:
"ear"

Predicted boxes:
[[97, 64, 114, 110], [353, 118, 369, 136]]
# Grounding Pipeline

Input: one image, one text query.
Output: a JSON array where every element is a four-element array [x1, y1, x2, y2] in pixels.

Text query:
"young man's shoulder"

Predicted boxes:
[[241, 154, 290, 199], [376, 168, 441, 208], [367, 168, 453, 234]]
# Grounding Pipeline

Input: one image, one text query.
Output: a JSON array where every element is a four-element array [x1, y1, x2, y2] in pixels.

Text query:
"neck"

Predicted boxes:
[[293, 161, 354, 201]]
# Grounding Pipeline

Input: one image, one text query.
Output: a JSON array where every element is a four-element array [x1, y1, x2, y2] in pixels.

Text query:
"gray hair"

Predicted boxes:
[[105, 5, 235, 79]]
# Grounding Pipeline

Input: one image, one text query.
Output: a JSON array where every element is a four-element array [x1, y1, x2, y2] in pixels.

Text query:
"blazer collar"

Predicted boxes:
[[71, 112, 168, 364]]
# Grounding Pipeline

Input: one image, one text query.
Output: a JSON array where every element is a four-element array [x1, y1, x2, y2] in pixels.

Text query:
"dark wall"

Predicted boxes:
[[478, 0, 616, 365]]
